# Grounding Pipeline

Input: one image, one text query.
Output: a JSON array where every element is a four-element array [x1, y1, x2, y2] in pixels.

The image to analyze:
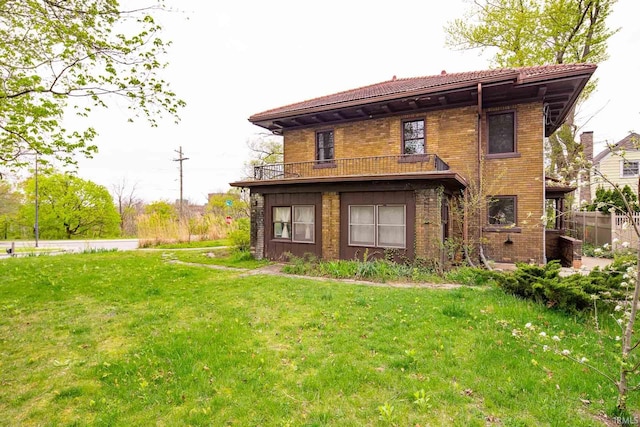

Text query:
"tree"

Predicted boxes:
[[586, 185, 640, 213], [144, 200, 177, 221], [0, 0, 185, 169], [111, 177, 143, 236], [243, 134, 283, 178], [0, 180, 22, 239], [20, 172, 120, 239], [207, 188, 249, 219], [445, 0, 617, 181]]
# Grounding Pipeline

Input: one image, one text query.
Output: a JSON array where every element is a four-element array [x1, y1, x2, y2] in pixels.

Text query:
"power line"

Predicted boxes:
[[172, 146, 189, 219]]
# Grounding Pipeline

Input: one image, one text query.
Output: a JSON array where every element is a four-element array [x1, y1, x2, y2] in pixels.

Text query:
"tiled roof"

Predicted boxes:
[[250, 63, 597, 121], [593, 132, 640, 164]]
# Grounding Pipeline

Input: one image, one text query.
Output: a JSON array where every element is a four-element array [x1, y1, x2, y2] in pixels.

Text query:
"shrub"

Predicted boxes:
[[228, 218, 250, 251]]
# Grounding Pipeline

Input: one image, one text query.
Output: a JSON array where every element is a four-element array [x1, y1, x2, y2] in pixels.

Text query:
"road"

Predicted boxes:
[[0, 239, 139, 255]]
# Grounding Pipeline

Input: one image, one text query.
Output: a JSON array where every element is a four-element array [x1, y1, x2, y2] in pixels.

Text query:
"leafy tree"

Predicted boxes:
[[0, 0, 185, 169], [586, 185, 640, 213], [20, 172, 120, 239], [144, 200, 177, 221], [0, 180, 22, 239], [445, 0, 617, 181], [243, 134, 283, 178], [207, 189, 249, 219]]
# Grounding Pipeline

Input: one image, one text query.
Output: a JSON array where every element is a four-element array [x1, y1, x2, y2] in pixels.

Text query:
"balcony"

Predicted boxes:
[[252, 154, 450, 181]]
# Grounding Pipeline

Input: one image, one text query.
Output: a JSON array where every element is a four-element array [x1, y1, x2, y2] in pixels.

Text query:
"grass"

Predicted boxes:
[[139, 238, 231, 249], [0, 251, 637, 426], [166, 247, 271, 269]]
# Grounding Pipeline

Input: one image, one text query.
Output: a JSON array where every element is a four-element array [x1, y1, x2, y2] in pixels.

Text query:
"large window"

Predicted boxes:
[[622, 160, 639, 177], [316, 130, 334, 161], [349, 205, 406, 248], [273, 206, 315, 243], [402, 119, 425, 155], [488, 111, 515, 155], [487, 196, 516, 226]]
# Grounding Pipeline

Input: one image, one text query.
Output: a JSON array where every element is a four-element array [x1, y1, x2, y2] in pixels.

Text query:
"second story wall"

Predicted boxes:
[[591, 149, 640, 199]]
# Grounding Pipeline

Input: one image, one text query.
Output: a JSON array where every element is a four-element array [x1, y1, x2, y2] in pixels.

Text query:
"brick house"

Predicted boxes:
[[231, 64, 596, 264]]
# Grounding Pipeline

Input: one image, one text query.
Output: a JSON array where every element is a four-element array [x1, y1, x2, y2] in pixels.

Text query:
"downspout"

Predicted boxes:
[[477, 83, 490, 267]]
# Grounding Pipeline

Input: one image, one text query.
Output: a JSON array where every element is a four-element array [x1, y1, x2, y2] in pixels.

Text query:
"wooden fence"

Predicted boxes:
[[572, 211, 640, 249]]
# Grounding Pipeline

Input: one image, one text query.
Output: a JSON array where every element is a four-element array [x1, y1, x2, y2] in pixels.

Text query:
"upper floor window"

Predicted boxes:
[[402, 119, 425, 155], [488, 111, 516, 155], [316, 130, 334, 161], [487, 196, 516, 226], [622, 160, 639, 177]]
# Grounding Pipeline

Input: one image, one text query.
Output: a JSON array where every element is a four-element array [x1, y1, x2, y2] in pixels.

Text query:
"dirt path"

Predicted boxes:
[[169, 260, 462, 290]]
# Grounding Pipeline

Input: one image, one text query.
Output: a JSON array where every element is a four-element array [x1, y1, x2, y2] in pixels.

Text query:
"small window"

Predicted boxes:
[[348, 204, 406, 248], [403, 119, 425, 155], [622, 160, 639, 177], [292, 205, 315, 243], [488, 112, 515, 154], [316, 130, 334, 161], [487, 196, 516, 226], [377, 205, 406, 248], [273, 207, 291, 239], [349, 205, 375, 246]]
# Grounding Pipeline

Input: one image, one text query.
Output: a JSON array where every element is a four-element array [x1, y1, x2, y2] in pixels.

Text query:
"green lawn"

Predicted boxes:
[[0, 252, 635, 426]]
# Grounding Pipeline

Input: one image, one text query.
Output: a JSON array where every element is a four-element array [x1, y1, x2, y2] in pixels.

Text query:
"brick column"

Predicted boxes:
[[250, 192, 264, 259], [322, 192, 340, 260], [415, 188, 442, 261]]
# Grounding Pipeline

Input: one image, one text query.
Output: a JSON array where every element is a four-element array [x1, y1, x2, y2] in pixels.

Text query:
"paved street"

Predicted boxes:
[[0, 239, 139, 256]]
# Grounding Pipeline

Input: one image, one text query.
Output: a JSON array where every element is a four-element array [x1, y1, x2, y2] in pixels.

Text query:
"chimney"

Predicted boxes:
[[579, 131, 594, 205]]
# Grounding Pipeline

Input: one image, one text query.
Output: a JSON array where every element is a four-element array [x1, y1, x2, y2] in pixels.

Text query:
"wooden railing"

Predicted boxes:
[[253, 154, 450, 181]]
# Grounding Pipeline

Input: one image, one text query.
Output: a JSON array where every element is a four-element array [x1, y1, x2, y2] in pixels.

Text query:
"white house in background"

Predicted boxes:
[[590, 132, 640, 199]]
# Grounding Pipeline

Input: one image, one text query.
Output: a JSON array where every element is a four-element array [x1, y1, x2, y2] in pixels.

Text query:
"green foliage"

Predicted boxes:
[[0, 180, 22, 239], [491, 258, 632, 313], [144, 200, 177, 220], [19, 172, 120, 239], [0, 0, 184, 169], [585, 185, 640, 213], [207, 189, 249, 219], [228, 217, 250, 251]]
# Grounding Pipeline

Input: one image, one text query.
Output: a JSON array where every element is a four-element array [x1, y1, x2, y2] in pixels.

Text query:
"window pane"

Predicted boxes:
[[317, 131, 334, 161], [378, 225, 405, 247], [273, 206, 291, 239], [378, 206, 405, 248], [488, 197, 515, 225], [274, 207, 291, 222], [488, 112, 515, 154], [350, 206, 374, 225], [349, 206, 375, 246], [378, 206, 405, 225], [623, 161, 639, 177], [293, 205, 314, 243], [350, 225, 375, 246], [403, 120, 425, 154]]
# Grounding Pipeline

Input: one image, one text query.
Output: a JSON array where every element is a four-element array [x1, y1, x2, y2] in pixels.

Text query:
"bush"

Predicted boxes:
[[490, 258, 632, 313], [228, 218, 250, 252]]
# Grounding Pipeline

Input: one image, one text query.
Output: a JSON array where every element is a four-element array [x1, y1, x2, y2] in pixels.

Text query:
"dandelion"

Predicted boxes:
[[525, 322, 533, 329], [579, 357, 588, 364], [561, 349, 571, 356], [616, 336, 621, 341], [552, 335, 561, 342], [543, 345, 549, 352], [512, 329, 520, 337], [539, 331, 547, 338]]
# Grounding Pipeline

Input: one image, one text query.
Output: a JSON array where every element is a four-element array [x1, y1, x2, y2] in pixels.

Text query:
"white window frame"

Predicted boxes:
[[621, 160, 640, 178], [292, 205, 315, 244], [348, 204, 406, 249]]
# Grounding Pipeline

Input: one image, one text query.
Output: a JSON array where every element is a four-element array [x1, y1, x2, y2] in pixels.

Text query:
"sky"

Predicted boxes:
[[71, 0, 640, 205]]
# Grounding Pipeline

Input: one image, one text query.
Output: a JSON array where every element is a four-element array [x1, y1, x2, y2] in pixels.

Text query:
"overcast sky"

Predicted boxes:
[[72, 0, 640, 204]]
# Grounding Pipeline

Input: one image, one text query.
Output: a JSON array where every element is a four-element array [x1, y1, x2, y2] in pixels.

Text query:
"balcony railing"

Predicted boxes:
[[253, 154, 450, 181]]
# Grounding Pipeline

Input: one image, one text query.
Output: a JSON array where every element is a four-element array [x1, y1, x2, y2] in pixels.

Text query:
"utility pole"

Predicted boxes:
[[173, 146, 189, 219]]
